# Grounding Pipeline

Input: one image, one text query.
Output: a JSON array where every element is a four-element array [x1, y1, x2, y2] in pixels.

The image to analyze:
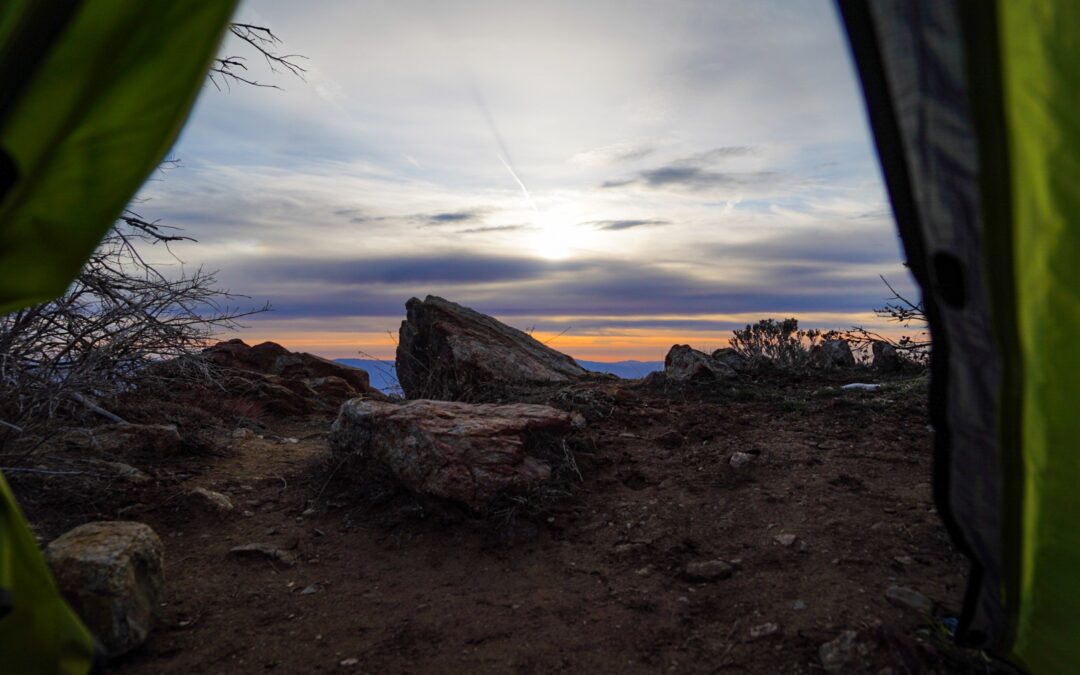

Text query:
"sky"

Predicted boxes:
[[135, 0, 913, 361]]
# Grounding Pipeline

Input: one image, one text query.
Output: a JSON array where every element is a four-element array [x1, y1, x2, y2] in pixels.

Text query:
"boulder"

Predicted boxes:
[[872, 340, 904, 372], [664, 345, 735, 381], [711, 347, 749, 372], [820, 339, 856, 368], [395, 296, 588, 400], [44, 521, 164, 658], [329, 398, 584, 511]]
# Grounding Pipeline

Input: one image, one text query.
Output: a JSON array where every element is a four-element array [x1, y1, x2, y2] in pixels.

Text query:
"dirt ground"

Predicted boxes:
[[11, 371, 985, 673]]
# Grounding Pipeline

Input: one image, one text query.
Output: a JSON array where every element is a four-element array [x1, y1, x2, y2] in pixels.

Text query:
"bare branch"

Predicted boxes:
[[209, 23, 307, 90]]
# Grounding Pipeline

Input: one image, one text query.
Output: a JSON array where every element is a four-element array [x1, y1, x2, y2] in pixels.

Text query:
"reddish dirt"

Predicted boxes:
[[11, 372, 983, 673]]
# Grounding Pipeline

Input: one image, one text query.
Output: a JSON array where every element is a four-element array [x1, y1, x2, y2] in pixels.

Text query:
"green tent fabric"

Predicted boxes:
[[0, 0, 238, 313], [1, 474, 98, 674], [0, 1, 236, 672], [840, 1, 1080, 671], [993, 2, 1080, 671]]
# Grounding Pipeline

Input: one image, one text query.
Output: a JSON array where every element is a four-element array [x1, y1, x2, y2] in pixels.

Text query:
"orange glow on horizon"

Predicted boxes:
[[225, 312, 919, 362]]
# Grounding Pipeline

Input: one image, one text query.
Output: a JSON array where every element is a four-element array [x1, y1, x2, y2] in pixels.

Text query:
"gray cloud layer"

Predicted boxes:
[[584, 219, 670, 231], [601, 146, 777, 191]]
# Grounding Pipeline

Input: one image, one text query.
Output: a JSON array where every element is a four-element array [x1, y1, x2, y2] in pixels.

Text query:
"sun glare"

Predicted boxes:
[[529, 205, 590, 260]]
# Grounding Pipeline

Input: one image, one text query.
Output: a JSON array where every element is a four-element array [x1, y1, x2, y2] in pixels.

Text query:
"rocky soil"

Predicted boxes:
[[9, 369, 990, 673], [4, 299, 1003, 673]]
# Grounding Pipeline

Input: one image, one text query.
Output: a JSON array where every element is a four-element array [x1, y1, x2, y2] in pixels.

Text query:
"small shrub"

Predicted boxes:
[[729, 318, 840, 371]]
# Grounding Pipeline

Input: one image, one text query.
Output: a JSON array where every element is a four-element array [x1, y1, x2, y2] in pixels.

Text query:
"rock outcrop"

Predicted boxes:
[[820, 339, 856, 368], [44, 521, 165, 657], [204, 339, 373, 393], [872, 340, 904, 372], [664, 345, 736, 381], [193, 339, 383, 413], [329, 398, 584, 511], [711, 347, 749, 373], [395, 296, 588, 400]]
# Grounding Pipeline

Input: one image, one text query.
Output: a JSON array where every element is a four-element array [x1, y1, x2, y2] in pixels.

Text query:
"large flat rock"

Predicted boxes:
[[329, 398, 583, 511], [395, 296, 588, 400]]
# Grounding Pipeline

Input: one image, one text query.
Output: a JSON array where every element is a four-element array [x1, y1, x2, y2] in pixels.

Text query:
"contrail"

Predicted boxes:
[[426, 7, 539, 213], [465, 77, 538, 212]]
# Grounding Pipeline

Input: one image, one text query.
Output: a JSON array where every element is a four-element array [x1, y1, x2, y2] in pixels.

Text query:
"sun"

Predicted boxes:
[[529, 206, 587, 260]]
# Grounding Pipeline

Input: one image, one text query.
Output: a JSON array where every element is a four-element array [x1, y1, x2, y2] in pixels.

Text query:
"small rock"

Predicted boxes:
[[283, 437, 300, 444], [44, 521, 164, 657], [232, 428, 255, 440], [189, 487, 234, 513], [749, 622, 780, 639], [301, 507, 317, 518], [613, 542, 645, 557], [884, 585, 933, 613], [228, 543, 297, 567], [340, 658, 360, 667], [774, 533, 797, 547], [893, 555, 917, 566], [819, 630, 867, 673], [792, 599, 807, 611], [683, 560, 733, 582], [729, 451, 755, 469], [86, 459, 151, 484], [914, 482, 934, 504], [300, 583, 323, 595]]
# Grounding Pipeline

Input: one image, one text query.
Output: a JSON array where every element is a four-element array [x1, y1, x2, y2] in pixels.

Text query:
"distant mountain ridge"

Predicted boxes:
[[333, 358, 663, 395]]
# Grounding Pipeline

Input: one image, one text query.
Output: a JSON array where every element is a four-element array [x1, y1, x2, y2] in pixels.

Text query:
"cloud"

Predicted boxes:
[[425, 209, 487, 224], [712, 226, 904, 265], [570, 142, 655, 167], [600, 146, 775, 191], [221, 250, 911, 323], [334, 206, 497, 227], [226, 254, 587, 287], [456, 224, 532, 234], [584, 219, 670, 231]]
